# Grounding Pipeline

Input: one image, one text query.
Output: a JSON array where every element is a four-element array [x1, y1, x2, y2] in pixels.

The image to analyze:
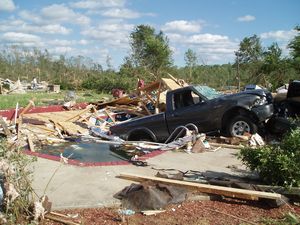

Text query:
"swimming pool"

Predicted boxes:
[[24, 142, 132, 166]]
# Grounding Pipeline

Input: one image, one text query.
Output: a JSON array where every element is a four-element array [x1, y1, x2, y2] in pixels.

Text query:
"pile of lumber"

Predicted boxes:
[[94, 74, 188, 115], [0, 102, 116, 151]]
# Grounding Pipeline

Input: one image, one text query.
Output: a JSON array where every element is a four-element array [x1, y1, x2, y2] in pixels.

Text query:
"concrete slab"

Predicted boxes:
[[31, 148, 250, 209]]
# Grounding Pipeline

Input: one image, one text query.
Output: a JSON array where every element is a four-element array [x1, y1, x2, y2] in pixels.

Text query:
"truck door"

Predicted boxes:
[[166, 89, 215, 134]]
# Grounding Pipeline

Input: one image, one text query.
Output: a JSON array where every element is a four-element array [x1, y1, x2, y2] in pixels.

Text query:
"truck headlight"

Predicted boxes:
[[253, 96, 267, 106]]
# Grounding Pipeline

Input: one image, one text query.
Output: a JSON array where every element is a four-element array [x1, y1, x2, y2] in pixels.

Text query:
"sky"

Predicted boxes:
[[0, 0, 299, 69]]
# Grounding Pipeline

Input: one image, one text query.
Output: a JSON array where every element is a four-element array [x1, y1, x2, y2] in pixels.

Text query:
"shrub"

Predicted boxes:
[[239, 128, 300, 187], [0, 140, 36, 224]]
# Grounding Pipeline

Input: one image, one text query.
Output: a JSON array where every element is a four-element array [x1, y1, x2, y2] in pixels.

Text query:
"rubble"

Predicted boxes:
[[0, 78, 57, 95], [1, 78, 299, 224], [0, 77, 298, 168], [0, 75, 286, 166]]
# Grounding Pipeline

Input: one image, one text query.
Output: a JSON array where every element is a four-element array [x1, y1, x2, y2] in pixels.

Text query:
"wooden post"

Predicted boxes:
[[19, 99, 35, 117], [27, 135, 35, 152], [104, 109, 115, 124], [155, 81, 162, 113], [14, 102, 19, 125], [140, 102, 152, 115]]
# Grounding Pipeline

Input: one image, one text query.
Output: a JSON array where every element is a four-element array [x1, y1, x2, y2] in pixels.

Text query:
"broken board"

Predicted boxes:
[[58, 121, 88, 135], [118, 173, 282, 201]]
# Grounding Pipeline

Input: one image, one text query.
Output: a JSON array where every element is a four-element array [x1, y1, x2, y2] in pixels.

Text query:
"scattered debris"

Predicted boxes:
[[118, 173, 283, 202], [114, 182, 188, 211], [141, 209, 166, 216]]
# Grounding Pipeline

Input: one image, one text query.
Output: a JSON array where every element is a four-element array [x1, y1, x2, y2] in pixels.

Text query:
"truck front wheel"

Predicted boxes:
[[226, 115, 257, 136]]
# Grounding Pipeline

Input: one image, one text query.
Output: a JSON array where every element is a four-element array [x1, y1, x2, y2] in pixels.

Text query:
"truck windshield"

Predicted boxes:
[[194, 86, 222, 100]]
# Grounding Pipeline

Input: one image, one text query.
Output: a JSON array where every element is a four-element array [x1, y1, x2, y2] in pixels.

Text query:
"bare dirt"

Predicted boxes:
[[45, 198, 300, 225]]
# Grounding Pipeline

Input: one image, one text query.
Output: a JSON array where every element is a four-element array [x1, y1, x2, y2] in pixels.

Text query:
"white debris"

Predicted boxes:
[[0, 159, 15, 175], [33, 196, 46, 221], [60, 153, 69, 164], [6, 183, 19, 203], [0, 213, 7, 224], [249, 133, 265, 147]]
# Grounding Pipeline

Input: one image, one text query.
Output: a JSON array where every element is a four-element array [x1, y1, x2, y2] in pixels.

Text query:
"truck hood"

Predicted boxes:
[[220, 89, 272, 103]]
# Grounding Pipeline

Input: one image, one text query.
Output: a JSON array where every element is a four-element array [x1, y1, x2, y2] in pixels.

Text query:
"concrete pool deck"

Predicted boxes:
[[31, 148, 251, 209]]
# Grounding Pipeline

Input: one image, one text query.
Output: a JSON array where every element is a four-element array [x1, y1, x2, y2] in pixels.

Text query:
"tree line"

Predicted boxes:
[[0, 25, 299, 92]]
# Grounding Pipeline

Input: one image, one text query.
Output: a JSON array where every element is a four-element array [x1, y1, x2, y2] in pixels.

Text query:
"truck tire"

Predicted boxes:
[[226, 115, 257, 136]]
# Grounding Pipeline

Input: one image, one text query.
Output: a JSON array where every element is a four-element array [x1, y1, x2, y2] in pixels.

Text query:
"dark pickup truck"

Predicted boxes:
[[110, 85, 274, 142]]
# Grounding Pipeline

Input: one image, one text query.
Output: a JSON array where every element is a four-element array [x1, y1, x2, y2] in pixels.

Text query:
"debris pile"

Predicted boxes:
[[0, 75, 278, 166], [114, 172, 286, 215], [0, 78, 57, 94]]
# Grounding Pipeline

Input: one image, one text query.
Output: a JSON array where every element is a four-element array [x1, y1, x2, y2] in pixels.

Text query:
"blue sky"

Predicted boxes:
[[0, 0, 299, 69]]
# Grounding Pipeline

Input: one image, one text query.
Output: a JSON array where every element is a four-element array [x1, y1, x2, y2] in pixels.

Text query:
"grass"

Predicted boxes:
[[0, 90, 110, 110]]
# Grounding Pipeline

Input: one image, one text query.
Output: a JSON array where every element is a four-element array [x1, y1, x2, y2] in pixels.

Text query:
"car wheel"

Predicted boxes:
[[227, 115, 257, 136]]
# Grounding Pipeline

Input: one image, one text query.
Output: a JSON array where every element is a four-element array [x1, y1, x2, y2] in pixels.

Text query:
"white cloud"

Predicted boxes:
[[79, 39, 89, 45], [48, 39, 75, 46], [162, 20, 203, 33], [19, 10, 44, 24], [167, 32, 239, 64], [186, 34, 230, 44], [260, 30, 297, 41], [101, 8, 141, 19], [70, 0, 125, 9], [40, 24, 71, 35], [0, 0, 16, 12], [47, 39, 89, 46], [81, 21, 133, 48], [2, 32, 41, 45], [51, 46, 73, 54], [0, 19, 23, 31], [237, 15, 256, 22], [0, 19, 71, 35], [41, 4, 90, 25]]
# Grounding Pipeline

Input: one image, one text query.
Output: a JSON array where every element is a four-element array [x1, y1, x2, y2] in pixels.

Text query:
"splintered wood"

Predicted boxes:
[[0, 105, 102, 150]]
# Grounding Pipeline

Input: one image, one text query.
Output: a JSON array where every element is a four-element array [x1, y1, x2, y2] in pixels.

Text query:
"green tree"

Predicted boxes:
[[288, 25, 300, 71], [184, 48, 198, 79], [235, 35, 264, 85], [263, 42, 282, 68], [129, 24, 173, 77], [236, 35, 263, 64], [261, 43, 286, 88]]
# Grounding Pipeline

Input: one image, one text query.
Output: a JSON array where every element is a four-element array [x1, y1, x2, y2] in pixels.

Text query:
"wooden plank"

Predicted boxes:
[[107, 106, 146, 117], [209, 142, 243, 149], [45, 214, 80, 225], [143, 92, 156, 105], [161, 78, 182, 90], [58, 122, 88, 135], [0, 116, 11, 137], [104, 109, 115, 124], [19, 99, 35, 117], [65, 106, 92, 122], [27, 135, 35, 152], [155, 81, 162, 113], [118, 173, 282, 201], [140, 101, 152, 115], [17, 115, 22, 140], [167, 73, 188, 87], [14, 102, 19, 125]]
